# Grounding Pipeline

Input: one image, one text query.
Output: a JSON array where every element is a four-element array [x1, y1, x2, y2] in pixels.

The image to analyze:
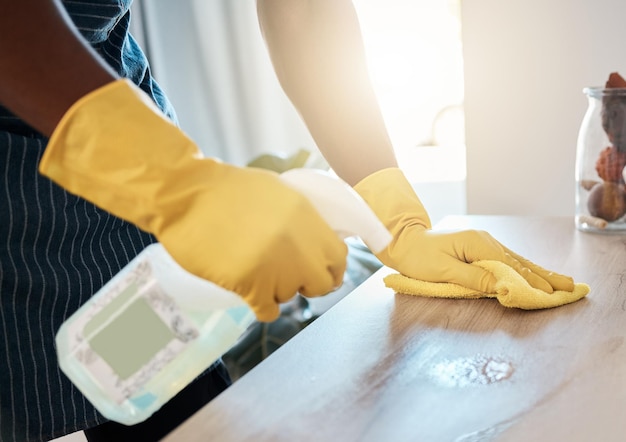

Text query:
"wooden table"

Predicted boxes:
[[165, 216, 626, 442]]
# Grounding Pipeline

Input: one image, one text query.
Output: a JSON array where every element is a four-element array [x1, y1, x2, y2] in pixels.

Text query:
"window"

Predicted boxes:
[[355, 0, 466, 183]]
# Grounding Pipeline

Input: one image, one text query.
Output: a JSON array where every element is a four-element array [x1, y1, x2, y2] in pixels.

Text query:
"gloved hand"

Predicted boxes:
[[354, 168, 575, 294], [39, 79, 347, 322]]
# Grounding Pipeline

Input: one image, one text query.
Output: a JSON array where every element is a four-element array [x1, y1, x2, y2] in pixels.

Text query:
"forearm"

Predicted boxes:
[[256, 0, 397, 185], [0, 0, 117, 136]]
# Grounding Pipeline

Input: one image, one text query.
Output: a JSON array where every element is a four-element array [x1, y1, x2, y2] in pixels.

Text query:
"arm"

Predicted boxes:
[[256, 0, 576, 296], [0, 0, 347, 321], [256, 0, 396, 186], [0, 0, 116, 136]]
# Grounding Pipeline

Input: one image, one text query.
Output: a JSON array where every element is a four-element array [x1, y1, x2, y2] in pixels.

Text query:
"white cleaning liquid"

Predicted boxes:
[[55, 169, 391, 425]]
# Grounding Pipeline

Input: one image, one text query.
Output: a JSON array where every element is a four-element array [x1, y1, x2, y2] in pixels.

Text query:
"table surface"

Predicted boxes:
[[165, 216, 626, 442]]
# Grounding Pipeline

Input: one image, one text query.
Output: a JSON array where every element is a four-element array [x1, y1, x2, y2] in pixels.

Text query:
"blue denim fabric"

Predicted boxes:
[[0, 0, 176, 138]]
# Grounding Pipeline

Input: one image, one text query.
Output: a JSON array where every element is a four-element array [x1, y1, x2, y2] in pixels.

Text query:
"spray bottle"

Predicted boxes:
[[55, 168, 392, 425]]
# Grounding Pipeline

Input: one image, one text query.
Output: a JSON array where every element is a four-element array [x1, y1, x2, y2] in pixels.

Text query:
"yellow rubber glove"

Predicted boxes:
[[354, 168, 575, 294], [39, 79, 347, 322]]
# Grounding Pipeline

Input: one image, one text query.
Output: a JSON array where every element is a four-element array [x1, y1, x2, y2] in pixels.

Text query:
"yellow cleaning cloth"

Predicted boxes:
[[384, 260, 590, 309]]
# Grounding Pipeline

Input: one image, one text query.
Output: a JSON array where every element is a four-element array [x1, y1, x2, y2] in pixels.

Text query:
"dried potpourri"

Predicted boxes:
[[595, 146, 626, 183], [602, 72, 626, 153], [586, 72, 626, 222]]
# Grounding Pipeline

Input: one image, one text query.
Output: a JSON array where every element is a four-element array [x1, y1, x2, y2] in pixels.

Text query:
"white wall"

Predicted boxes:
[[461, 0, 626, 216]]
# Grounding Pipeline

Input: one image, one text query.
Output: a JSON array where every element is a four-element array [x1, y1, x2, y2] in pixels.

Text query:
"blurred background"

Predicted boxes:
[[129, 0, 626, 224], [131, 0, 466, 224]]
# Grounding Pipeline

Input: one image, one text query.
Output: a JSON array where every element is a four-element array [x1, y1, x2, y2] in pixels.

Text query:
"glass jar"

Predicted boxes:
[[575, 87, 626, 233]]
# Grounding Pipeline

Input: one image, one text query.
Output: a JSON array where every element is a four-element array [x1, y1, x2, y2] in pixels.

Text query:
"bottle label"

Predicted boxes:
[[66, 259, 199, 405]]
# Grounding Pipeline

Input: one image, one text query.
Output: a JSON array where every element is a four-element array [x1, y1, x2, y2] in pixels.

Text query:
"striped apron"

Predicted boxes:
[[0, 1, 219, 440], [0, 132, 156, 440]]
